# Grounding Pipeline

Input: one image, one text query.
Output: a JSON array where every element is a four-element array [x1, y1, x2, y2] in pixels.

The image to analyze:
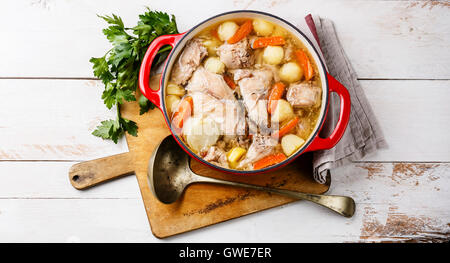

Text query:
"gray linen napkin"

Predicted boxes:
[[305, 15, 388, 184]]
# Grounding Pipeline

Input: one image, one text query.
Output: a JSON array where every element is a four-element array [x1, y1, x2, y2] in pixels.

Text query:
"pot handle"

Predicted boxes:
[[139, 33, 185, 108], [304, 73, 351, 152]]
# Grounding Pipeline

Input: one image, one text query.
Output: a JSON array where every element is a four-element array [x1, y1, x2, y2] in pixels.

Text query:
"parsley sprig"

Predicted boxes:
[[90, 9, 178, 143]]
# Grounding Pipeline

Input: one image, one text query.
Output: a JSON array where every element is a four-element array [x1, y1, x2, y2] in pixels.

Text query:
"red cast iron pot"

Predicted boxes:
[[139, 10, 351, 175]]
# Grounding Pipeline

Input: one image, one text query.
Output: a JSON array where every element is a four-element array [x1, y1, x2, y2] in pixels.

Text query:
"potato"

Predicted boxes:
[[183, 117, 220, 152], [166, 83, 185, 96], [253, 19, 274, 36], [271, 99, 294, 123], [263, 46, 284, 65], [166, 95, 181, 116], [204, 56, 226, 74], [227, 147, 246, 163], [279, 62, 303, 83], [203, 39, 221, 56], [217, 21, 239, 41], [281, 134, 305, 156], [227, 147, 247, 168]]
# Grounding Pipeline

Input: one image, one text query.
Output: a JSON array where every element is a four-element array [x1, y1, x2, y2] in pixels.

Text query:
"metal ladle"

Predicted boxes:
[[148, 135, 355, 217]]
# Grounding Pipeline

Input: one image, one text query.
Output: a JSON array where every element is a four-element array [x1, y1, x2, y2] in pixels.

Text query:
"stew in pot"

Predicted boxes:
[[166, 18, 322, 170]]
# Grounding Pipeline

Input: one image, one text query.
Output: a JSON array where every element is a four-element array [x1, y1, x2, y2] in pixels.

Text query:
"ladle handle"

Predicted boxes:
[[196, 176, 355, 217], [69, 152, 135, 189]]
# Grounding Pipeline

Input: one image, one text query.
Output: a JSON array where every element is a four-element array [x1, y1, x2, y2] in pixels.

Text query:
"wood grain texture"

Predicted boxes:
[[0, 0, 449, 242], [333, 162, 450, 242], [0, 0, 449, 79], [359, 79, 450, 162], [0, 162, 447, 242], [0, 79, 129, 160], [69, 152, 134, 189], [0, 161, 140, 199]]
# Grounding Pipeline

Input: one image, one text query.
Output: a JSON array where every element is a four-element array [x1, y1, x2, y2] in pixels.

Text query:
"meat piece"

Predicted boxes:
[[216, 140, 226, 150], [190, 92, 246, 136], [170, 38, 207, 85], [203, 146, 229, 168], [283, 41, 294, 62], [286, 82, 322, 108], [187, 67, 247, 136], [230, 69, 253, 82], [186, 67, 235, 100], [250, 68, 273, 87], [261, 64, 280, 82], [217, 37, 255, 69], [223, 135, 251, 149], [237, 134, 278, 169], [247, 120, 258, 136], [237, 68, 274, 128]]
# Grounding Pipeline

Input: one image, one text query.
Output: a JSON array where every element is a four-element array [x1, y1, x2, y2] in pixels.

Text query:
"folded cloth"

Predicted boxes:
[[305, 15, 388, 184]]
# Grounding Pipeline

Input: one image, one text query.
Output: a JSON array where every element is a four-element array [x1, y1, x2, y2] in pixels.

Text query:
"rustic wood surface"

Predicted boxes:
[[0, 0, 449, 242]]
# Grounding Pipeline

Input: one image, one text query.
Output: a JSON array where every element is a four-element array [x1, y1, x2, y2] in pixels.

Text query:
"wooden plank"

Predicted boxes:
[[0, 161, 447, 242], [0, 0, 449, 79], [0, 199, 154, 243], [360, 79, 450, 161], [1, 79, 448, 162], [332, 162, 450, 242], [0, 161, 140, 199], [0, 198, 356, 242], [0, 79, 128, 160]]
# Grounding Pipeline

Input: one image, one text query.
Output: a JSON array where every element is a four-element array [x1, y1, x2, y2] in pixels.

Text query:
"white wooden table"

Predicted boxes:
[[0, 0, 449, 243]]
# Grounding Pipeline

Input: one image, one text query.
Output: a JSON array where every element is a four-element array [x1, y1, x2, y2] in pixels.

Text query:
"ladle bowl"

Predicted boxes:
[[148, 135, 355, 217]]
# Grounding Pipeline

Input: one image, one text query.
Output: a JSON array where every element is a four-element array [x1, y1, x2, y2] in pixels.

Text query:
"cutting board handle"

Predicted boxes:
[[68, 152, 135, 190]]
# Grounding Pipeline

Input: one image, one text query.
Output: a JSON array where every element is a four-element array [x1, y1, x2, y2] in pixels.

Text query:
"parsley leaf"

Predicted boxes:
[[138, 95, 155, 115], [120, 116, 138, 137], [92, 119, 117, 140], [101, 88, 117, 109], [98, 14, 125, 28], [92, 106, 138, 143], [90, 56, 114, 84], [90, 8, 178, 143]]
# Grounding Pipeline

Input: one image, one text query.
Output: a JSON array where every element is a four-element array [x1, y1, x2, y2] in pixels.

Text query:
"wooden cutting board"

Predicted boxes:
[[68, 75, 330, 238]]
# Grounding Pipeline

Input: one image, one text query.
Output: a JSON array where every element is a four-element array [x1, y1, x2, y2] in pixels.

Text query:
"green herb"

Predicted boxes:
[[90, 8, 178, 143], [92, 108, 138, 144]]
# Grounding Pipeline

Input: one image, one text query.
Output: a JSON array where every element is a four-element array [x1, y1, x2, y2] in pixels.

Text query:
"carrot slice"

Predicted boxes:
[[227, 20, 253, 44], [295, 49, 314, 81], [271, 116, 300, 139], [252, 36, 286, 49], [253, 153, 287, 170], [223, 74, 236, 89], [171, 96, 193, 130], [267, 82, 286, 114]]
